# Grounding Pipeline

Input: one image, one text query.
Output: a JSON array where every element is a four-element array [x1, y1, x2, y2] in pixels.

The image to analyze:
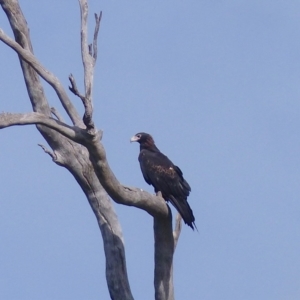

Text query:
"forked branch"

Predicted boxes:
[[0, 1, 180, 299], [0, 1, 134, 299], [69, 74, 86, 102], [0, 28, 83, 127], [0, 111, 169, 218], [77, 0, 101, 132]]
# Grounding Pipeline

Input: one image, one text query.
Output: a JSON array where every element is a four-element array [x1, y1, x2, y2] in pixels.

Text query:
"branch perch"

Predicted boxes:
[[0, 1, 180, 299], [0, 112, 169, 217]]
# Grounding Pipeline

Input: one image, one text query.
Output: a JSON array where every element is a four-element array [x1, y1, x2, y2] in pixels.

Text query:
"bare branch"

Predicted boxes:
[[0, 1, 134, 299], [0, 112, 86, 142], [78, 0, 98, 132], [69, 74, 86, 102], [38, 143, 66, 167], [85, 141, 170, 217], [68, 74, 94, 132], [173, 214, 182, 249], [1, 2, 177, 299], [0, 28, 83, 127], [37, 143, 65, 166], [38, 143, 56, 159], [82, 100, 95, 133], [79, 0, 91, 98], [93, 11, 102, 62], [51, 107, 64, 122], [0, 111, 169, 217]]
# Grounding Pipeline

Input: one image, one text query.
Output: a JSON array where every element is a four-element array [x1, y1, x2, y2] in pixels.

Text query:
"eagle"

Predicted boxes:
[[130, 132, 196, 230]]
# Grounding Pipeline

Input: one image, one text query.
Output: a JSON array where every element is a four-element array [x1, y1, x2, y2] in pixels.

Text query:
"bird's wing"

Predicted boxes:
[[139, 150, 189, 197], [139, 149, 195, 229]]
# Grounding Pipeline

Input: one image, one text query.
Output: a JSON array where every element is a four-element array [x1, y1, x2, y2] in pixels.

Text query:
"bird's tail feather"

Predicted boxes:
[[169, 195, 196, 230]]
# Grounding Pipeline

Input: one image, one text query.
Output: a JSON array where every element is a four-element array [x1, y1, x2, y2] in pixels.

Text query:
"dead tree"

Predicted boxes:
[[0, 1, 182, 299]]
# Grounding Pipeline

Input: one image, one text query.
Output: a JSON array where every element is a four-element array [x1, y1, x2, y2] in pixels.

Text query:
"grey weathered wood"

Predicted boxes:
[[0, 1, 134, 299], [0, 111, 170, 218], [0, 1, 182, 299], [154, 209, 175, 300], [173, 214, 182, 250]]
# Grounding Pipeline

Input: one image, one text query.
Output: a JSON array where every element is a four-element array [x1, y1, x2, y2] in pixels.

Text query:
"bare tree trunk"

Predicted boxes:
[[154, 211, 175, 300], [0, 1, 133, 299], [0, 1, 182, 299]]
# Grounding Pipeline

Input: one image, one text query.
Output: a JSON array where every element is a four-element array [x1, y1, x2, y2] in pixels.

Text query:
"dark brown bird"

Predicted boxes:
[[130, 132, 196, 230]]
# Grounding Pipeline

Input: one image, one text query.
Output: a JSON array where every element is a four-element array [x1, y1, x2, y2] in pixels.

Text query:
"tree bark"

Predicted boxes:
[[0, 1, 133, 299], [0, 1, 182, 299]]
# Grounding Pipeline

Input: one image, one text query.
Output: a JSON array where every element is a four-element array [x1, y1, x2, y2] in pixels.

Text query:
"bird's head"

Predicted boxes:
[[130, 132, 155, 147]]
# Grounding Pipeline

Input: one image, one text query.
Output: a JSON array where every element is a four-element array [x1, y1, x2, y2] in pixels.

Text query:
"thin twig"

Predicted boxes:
[[38, 143, 56, 160], [69, 74, 86, 102], [51, 107, 64, 122], [68, 73, 94, 130], [38, 143, 65, 166], [93, 11, 102, 62]]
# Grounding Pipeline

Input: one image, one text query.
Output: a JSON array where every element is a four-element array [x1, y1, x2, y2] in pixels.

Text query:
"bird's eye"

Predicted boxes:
[[137, 134, 141, 138]]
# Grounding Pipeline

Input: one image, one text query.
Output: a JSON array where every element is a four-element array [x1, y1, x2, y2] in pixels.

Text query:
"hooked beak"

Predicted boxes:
[[130, 135, 139, 143]]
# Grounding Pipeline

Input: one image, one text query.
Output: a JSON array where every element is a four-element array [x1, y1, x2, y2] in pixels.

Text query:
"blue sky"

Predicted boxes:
[[1, 1, 300, 299]]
